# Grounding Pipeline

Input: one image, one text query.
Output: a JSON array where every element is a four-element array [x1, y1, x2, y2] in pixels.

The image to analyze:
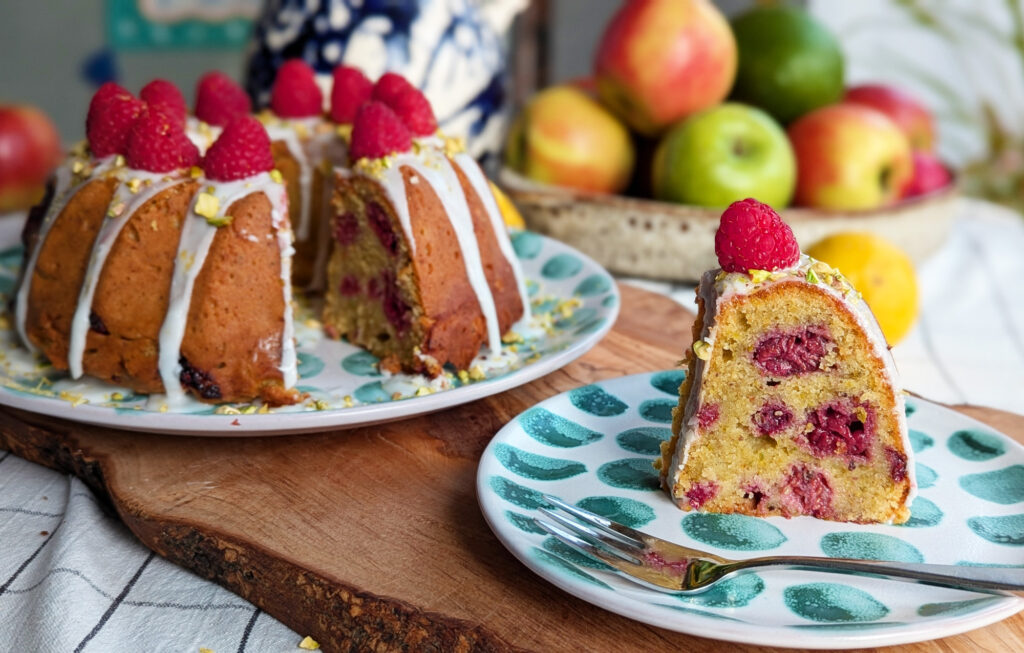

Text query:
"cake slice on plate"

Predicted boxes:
[[657, 199, 916, 523]]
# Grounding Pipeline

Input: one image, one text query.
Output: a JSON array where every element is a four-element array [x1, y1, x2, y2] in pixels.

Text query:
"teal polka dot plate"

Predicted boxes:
[[477, 372, 1024, 648], [0, 232, 618, 435]]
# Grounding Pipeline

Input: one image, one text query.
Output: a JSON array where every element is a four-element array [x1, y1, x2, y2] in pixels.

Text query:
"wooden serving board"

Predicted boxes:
[[1, 284, 1021, 652]]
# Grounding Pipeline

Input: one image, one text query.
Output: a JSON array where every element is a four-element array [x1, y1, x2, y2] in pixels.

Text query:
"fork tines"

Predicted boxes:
[[537, 495, 649, 568]]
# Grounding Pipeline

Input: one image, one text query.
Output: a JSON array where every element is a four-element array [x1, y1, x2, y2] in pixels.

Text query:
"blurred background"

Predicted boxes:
[[4, 0, 1022, 200]]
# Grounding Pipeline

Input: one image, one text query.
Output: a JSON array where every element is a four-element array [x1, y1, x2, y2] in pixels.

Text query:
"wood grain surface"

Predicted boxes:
[[0, 284, 1021, 652]]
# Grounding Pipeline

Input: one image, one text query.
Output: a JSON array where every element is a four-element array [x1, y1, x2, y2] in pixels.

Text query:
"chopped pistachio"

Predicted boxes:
[[293, 122, 309, 139], [457, 370, 470, 384], [71, 160, 85, 174], [206, 215, 234, 228], [313, 399, 330, 411], [298, 636, 320, 651], [258, 403, 270, 414], [126, 178, 143, 194], [692, 339, 712, 361], [806, 268, 820, 284], [215, 405, 241, 415], [107, 202, 126, 218], [242, 405, 258, 415], [269, 169, 284, 184], [343, 395, 354, 408], [415, 386, 433, 397], [199, 648, 215, 653], [469, 365, 486, 381], [189, 166, 203, 179], [194, 192, 220, 219], [501, 331, 524, 344], [114, 154, 126, 168], [111, 392, 124, 401], [748, 269, 770, 283], [335, 123, 353, 140]]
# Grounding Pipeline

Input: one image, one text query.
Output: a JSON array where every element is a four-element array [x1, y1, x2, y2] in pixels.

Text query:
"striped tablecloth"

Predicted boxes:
[[2, 198, 1022, 651]]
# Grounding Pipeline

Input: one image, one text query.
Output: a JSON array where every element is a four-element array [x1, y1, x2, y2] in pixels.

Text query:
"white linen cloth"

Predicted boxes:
[[1, 199, 1022, 650]]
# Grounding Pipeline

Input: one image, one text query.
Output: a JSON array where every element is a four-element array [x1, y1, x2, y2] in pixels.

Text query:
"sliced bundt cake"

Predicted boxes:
[[657, 199, 916, 524], [323, 79, 529, 377]]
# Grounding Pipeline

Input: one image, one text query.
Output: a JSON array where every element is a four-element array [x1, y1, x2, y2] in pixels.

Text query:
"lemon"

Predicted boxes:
[[806, 232, 919, 344], [489, 181, 526, 229]]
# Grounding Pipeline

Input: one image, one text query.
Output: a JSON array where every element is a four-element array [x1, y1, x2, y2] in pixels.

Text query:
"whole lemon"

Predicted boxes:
[[488, 181, 526, 230], [806, 232, 919, 344]]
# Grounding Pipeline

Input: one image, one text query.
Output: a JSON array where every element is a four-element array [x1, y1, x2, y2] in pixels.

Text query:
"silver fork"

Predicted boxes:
[[536, 495, 1024, 596]]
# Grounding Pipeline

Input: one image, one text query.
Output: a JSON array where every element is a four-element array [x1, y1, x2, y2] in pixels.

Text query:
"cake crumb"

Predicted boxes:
[[298, 636, 320, 650]]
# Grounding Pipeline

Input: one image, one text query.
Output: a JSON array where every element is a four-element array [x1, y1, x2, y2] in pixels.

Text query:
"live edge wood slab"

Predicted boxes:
[[1, 284, 1022, 652]]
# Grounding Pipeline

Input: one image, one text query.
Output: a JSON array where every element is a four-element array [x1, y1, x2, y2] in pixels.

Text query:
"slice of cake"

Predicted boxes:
[[323, 79, 529, 377], [657, 199, 916, 523]]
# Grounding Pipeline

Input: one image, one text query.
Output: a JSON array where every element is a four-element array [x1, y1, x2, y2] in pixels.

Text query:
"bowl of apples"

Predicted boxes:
[[501, 1, 957, 282]]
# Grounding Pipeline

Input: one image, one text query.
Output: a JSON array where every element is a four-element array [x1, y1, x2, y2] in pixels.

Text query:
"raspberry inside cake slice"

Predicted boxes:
[[657, 199, 916, 524]]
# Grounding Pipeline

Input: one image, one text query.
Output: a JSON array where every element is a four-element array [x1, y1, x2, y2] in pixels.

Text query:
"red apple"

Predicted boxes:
[[844, 84, 936, 151], [788, 103, 913, 210], [903, 150, 952, 198], [0, 104, 62, 212], [504, 86, 635, 193], [594, 0, 737, 136]]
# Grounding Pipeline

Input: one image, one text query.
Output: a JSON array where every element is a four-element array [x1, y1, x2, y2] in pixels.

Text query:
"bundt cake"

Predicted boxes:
[[15, 67, 530, 406], [323, 84, 529, 377], [657, 199, 916, 524], [16, 85, 299, 406]]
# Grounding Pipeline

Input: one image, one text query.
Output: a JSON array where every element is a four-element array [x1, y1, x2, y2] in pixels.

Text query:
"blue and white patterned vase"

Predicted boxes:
[[245, 0, 526, 160]]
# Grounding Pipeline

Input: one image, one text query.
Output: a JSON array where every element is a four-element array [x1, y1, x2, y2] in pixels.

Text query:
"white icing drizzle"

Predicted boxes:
[[67, 169, 184, 378], [668, 257, 917, 519], [16, 154, 123, 353], [184, 117, 222, 155], [156, 172, 296, 407], [451, 151, 531, 320]]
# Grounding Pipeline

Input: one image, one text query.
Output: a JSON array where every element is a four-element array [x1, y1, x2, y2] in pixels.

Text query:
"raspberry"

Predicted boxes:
[[349, 101, 411, 161], [386, 87, 437, 137], [195, 71, 251, 127], [330, 66, 373, 124], [270, 59, 323, 118], [372, 72, 416, 106], [140, 79, 187, 125], [202, 116, 275, 181], [86, 83, 144, 158], [125, 106, 200, 173], [371, 73, 437, 136], [714, 198, 799, 273]]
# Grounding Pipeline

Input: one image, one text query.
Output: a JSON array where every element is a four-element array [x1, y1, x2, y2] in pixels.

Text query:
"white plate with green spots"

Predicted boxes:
[[0, 230, 618, 435], [477, 371, 1024, 648]]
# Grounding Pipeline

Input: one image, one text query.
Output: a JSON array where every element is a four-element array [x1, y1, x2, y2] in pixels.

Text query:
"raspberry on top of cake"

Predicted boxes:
[[656, 199, 916, 524]]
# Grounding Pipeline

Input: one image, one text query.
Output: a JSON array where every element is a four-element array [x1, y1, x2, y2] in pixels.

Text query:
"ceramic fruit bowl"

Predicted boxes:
[[500, 168, 959, 283]]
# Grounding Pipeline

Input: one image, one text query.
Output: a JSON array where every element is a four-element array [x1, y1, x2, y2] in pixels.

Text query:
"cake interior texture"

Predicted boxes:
[[660, 275, 913, 524]]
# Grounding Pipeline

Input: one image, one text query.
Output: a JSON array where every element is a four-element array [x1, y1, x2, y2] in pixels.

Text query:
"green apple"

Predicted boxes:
[[652, 103, 796, 208]]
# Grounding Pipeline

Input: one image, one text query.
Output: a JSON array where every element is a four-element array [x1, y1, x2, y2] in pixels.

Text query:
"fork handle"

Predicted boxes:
[[728, 557, 1024, 595]]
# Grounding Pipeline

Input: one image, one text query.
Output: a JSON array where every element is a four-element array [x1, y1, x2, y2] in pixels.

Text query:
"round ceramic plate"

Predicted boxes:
[[0, 231, 618, 435], [477, 372, 1024, 649]]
